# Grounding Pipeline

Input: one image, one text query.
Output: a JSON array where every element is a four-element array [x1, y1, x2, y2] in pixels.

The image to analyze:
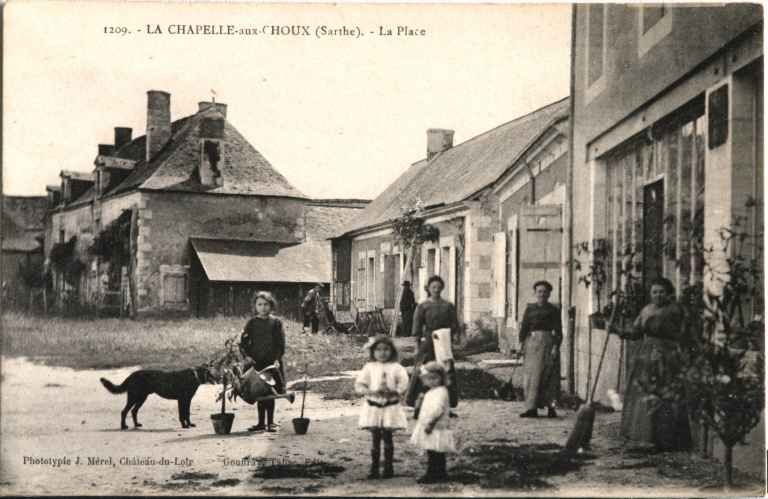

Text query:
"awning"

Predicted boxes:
[[190, 238, 331, 284]]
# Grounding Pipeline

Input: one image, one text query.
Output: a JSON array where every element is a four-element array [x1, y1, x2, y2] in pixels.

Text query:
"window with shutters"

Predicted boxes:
[[163, 272, 187, 305], [367, 256, 376, 306]]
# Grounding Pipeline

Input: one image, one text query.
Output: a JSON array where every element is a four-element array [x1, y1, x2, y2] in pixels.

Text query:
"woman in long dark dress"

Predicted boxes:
[[405, 276, 460, 409], [611, 277, 692, 451], [519, 280, 562, 418]]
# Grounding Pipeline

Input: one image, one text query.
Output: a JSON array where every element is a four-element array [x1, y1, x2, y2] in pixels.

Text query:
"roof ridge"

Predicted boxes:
[[419, 96, 570, 163]]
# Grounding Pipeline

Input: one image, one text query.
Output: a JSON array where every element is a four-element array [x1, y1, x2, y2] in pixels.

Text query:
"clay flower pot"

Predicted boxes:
[[292, 417, 310, 435], [211, 412, 235, 435]]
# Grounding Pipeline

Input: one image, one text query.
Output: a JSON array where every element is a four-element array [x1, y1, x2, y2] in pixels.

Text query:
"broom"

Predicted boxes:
[[564, 304, 617, 454]]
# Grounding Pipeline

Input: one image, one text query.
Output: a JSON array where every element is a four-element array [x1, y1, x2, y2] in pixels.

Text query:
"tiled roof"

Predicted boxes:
[[190, 238, 330, 284], [338, 97, 569, 236], [2, 196, 47, 231], [304, 203, 368, 241], [109, 108, 306, 199], [62, 105, 306, 206]]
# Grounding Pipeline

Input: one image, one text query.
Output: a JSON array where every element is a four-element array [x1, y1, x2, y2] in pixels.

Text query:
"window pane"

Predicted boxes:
[[663, 128, 679, 287], [693, 116, 706, 284], [679, 122, 694, 288]]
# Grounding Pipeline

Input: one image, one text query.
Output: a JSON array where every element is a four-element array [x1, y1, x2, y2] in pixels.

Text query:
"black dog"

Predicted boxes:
[[100, 366, 214, 430]]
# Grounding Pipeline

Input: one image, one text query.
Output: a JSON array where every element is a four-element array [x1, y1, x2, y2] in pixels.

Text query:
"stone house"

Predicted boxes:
[[570, 4, 762, 474], [330, 98, 569, 338], [1, 195, 47, 309], [45, 90, 366, 317]]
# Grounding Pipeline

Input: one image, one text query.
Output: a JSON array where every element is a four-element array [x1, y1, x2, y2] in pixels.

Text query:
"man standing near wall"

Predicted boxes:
[[302, 284, 322, 334], [399, 281, 416, 336]]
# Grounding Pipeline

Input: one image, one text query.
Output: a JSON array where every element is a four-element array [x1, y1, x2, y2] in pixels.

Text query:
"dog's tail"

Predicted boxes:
[[100, 377, 126, 394]]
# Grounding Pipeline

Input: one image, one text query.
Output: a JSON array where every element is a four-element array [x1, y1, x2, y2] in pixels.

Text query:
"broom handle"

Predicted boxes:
[[300, 376, 307, 419], [588, 305, 617, 403]]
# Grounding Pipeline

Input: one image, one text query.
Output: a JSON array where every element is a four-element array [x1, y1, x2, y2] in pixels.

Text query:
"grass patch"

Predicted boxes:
[[1, 312, 370, 380]]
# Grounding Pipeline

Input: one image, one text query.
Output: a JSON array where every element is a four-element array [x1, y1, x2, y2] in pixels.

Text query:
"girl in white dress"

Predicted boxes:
[[355, 335, 410, 479], [410, 361, 457, 484]]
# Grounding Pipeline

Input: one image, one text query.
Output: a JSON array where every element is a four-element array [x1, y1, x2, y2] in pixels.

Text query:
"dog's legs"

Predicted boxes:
[[120, 397, 133, 430], [182, 398, 195, 427], [178, 400, 189, 428], [131, 394, 148, 428]]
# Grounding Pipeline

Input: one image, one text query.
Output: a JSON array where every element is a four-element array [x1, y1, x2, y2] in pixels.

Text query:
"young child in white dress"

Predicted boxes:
[[410, 361, 457, 484], [355, 335, 410, 479]]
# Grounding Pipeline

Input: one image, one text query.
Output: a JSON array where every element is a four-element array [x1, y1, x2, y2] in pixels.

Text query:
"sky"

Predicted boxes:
[[3, 2, 571, 200]]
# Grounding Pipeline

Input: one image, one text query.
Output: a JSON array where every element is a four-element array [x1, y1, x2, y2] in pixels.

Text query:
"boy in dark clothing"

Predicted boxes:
[[240, 291, 286, 432]]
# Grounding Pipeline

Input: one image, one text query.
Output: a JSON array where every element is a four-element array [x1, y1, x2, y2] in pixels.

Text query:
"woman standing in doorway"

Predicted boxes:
[[611, 277, 692, 451], [405, 276, 460, 409], [519, 280, 562, 418]]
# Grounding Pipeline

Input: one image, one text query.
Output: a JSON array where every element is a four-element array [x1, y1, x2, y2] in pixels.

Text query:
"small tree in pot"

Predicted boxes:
[[389, 205, 440, 337], [210, 336, 242, 434]]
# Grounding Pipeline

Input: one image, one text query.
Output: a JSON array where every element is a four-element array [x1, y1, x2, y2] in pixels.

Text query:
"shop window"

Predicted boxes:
[[605, 111, 705, 304]]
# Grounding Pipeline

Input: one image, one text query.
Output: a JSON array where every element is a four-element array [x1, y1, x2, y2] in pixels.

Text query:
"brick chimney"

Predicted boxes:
[[114, 127, 133, 150], [427, 128, 454, 160], [146, 90, 171, 163], [198, 101, 227, 117], [198, 110, 225, 187], [98, 144, 115, 156]]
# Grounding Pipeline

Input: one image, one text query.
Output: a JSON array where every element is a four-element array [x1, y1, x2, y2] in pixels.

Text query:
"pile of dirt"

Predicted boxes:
[[453, 442, 589, 490], [252, 462, 346, 479], [456, 368, 507, 399]]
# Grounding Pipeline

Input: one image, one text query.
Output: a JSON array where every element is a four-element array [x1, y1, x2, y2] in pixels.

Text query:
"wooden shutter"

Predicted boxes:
[[507, 215, 519, 324], [493, 232, 506, 317], [384, 255, 396, 308], [517, 205, 563, 316], [164, 274, 187, 304]]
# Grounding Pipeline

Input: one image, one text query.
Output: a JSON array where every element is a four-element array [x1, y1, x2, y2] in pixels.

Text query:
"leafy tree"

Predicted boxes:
[[683, 213, 764, 488]]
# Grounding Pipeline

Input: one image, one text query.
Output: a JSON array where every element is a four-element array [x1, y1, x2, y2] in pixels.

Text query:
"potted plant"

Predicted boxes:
[[292, 373, 310, 435], [210, 337, 240, 435], [571, 239, 610, 329]]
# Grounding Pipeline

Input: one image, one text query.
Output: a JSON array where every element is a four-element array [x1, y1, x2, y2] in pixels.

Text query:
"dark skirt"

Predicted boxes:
[[405, 339, 458, 408], [621, 336, 691, 450]]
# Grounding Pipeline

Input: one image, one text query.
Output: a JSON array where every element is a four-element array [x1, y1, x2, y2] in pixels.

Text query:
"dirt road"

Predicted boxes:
[[0, 357, 759, 496]]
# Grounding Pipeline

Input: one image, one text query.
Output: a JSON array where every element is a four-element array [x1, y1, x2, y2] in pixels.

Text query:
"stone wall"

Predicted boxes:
[[135, 191, 305, 312]]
